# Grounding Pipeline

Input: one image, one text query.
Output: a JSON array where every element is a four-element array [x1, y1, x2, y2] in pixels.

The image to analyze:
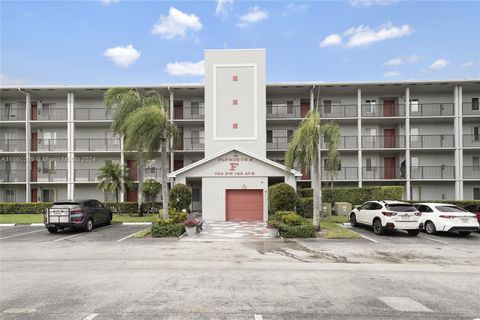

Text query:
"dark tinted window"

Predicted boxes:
[[417, 205, 433, 213], [386, 204, 417, 212], [372, 203, 383, 210], [435, 206, 468, 213]]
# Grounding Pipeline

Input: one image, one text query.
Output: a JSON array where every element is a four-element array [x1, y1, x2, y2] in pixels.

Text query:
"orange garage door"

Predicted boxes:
[[226, 189, 264, 221]]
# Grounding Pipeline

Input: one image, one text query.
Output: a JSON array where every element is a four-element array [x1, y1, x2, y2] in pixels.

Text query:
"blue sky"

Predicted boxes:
[[1, 0, 479, 85]]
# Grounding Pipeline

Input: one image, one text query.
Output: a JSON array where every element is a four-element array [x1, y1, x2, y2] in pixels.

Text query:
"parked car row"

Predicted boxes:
[[349, 200, 480, 236]]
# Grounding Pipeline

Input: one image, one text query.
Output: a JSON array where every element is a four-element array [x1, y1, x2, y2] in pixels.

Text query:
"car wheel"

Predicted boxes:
[[407, 229, 419, 236], [350, 213, 358, 227], [458, 231, 471, 237], [84, 218, 94, 232], [47, 226, 58, 234], [105, 213, 112, 226], [373, 218, 385, 235], [425, 221, 436, 235]]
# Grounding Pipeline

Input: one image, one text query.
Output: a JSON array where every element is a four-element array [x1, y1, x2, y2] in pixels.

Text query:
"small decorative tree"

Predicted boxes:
[[268, 183, 297, 215], [169, 183, 192, 212], [97, 163, 132, 213], [143, 179, 161, 212]]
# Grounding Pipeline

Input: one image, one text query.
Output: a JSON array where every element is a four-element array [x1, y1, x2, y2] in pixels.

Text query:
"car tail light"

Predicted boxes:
[[439, 215, 455, 219], [70, 209, 85, 214], [414, 211, 422, 217], [382, 211, 397, 217]]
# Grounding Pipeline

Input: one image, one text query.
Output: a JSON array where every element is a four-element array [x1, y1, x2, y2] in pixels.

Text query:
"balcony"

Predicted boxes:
[[267, 104, 307, 119], [463, 102, 480, 115], [463, 166, 480, 179], [410, 103, 454, 117], [33, 169, 68, 182], [74, 108, 113, 121], [1, 107, 26, 121], [144, 168, 162, 180], [362, 166, 400, 180], [322, 167, 358, 180], [176, 137, 204, 151], [267, 137, 291, 150], [410, 135, 454, 148], [74, 169, 100, 182], [361, 104, 405, 117], [32, 107, 67, 121], [410, 166, 455, 179], [362, 135, 405, 149], [75, 138, 121, 151], [173, 107, 205, 120], [463, 134, 480, 147], [0, 139, 26, 152], [320, 104, 357, 118], [33, 139, 68, 152], [0, 170, 26, 182], [322, 136, 358, 149]]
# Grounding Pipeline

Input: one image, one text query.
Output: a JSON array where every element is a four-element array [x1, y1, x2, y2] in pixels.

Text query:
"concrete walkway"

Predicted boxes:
[[180, 221, 274, 241]]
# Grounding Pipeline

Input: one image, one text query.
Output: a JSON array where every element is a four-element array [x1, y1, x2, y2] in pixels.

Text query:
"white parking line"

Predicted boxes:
[[82, 313, 99, 320], [254, 315, 263, 320], [418, 235, 449, 245], [53, 233, 84, 242], [53, 225, 114, 242], [360, 234, 379, 243], [116, 232, 137, 242], [0, 229, 45, 240]]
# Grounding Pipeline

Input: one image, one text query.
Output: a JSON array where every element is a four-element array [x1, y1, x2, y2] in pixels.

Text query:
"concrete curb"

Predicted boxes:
[[122, 222, 153, 225], [0, 224, 16, 227]]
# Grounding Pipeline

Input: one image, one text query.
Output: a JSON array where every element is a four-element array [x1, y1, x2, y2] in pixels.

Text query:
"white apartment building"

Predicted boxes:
[[0, 49, 479, 220]]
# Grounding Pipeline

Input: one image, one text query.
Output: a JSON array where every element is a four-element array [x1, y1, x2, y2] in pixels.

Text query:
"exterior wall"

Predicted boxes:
[[0, 185, 26, 202], [410, 182, 455, 201]]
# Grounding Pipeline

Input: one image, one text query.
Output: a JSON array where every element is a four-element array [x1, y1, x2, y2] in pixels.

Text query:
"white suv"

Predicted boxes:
[[349, 201, 421, 236]]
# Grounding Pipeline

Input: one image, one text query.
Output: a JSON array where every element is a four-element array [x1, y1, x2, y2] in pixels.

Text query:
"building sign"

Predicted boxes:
[[214, 155, 256, 176]]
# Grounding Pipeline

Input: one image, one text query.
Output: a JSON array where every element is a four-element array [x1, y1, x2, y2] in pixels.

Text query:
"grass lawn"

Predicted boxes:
[[112, 214, 158, 223], [0, 214, 43, 224], [320, 215, 361, 239]]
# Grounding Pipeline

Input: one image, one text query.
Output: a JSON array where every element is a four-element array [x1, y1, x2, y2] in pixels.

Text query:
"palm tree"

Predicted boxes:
[[323, 122, 341, 189], [104, 88, 179, 219], [285, 110, 340, 230], [97, 162, 133, 213]]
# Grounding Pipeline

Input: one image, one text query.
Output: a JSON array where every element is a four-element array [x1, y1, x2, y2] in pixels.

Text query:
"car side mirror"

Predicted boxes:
[[356, 207, 361, 210]]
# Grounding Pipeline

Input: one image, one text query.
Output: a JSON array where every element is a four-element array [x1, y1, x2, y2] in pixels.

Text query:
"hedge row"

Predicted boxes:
[[0, 202, 163, 214], [297, 186, 404, 205], [151, 223, 185, 237], [296, 198, 313, 218]]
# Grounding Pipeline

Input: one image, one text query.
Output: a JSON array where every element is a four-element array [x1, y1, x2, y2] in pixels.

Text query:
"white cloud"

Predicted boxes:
[[344, 23, 412, 47], [0, 74, 26, 85], [236, 6, 268, 28], [429, 59, 449, 70], [165, 60, 204, 76], [104, 44, 141, 67], [384, 71, 401, 77], [406, 54, 419, 62], [350, 0, 399, 7], [319, 34, 342, 48], [282, 3, 309, 15], [152, 7, 202, 39], [462, 61, 475, 68], [215, 0, 234, 18], [100, 0, 119, 5], [384, 58, 402, 66]]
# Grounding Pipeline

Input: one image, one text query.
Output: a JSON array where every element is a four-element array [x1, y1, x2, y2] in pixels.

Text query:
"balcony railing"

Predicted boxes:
[[74, 108, 113, 121], [267, 105, 305, 118], [0, 139, 26, 152], [322, 167, 358, 180], [362, 135, 405, 148], [410, 135, 454, 148], [173, 107, 205, 120], [0, 170, 26, 182], [410, 103, 454, 116], [463, 102, 480, 115], [32, 107, 67, 121], [362, 166, 400, 180], [35, 169, 68, 182], [176, 137, 204, 151], [361, 104, 405, 117], [321, 136, 358, 149], [74, 169, 100, 182], [463, 134, 480, 147], [75, 138, 121, 151], [463, 166, 480, 179], [267, 137, 291, 150], [1, 107, 26, 121], [34, 139, 68, 152], [410, 166, 455, 179], [320, 104, 357, 118]]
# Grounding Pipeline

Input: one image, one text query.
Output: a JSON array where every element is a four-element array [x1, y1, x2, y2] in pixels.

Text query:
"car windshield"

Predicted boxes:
[[386, 204, 417, 212], [435, 206, 468, 213]]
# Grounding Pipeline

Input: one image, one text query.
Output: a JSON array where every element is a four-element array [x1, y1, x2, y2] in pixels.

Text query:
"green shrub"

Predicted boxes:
[[296, 197, 313, 218], [270, 211, 296, 222], [0, 202, 51, 214], [169, 184, 192, 212], [151, 223, 185, 237], [297, 188, 313, 198], [280, 212, 303, 226], [168, 209, 187, 224], [268, 183, 297, 214], [104, 202, 162, 213], [280, 223, 316, 238]]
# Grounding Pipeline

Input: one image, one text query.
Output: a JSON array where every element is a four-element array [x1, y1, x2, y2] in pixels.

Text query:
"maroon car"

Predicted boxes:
[[464, 204, 480, 226]]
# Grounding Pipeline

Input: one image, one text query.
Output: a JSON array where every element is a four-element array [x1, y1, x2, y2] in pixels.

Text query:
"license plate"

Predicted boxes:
[[461, 219, 468, 223], [402, 215, 410, 221]]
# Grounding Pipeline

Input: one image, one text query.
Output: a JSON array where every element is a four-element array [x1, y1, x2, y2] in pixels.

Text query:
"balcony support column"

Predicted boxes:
[[169, 89, 174, 176], [310, 86, 315, 111], [67, 92, 75, 200], [120, 135, 125, 202], [458, 85, 463, 199], [454, 86, 460, 200], [357, 88, 362, 187], [405, 87, 411, 200], [24, 91, 31, 202]]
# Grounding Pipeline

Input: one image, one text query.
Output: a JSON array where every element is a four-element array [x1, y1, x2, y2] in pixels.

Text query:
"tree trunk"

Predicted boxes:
[[137, 162, 144, 217], [115, 188, 119, 214], [318, 145, 323, 222], [160, 140, 169, 219], [312, 154, 321, 230]]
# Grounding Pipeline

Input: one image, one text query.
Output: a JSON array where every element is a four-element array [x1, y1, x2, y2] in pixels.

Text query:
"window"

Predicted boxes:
[[365, 100, 376, 113], [286, 100, 294, 114], [146, 160, 156, 173], [41, 103, 55, 117], [473, 157, 480, 170], [474, 188, 480, 200], [191, 131, 200, 145], [266, 130, 273, 143], [4, 103, 15, 119], [473, 126, 479, 141], [192, 188, 200, 202], [266, 101, 273, 114], [191, 102, 200, 115], [417, 205, 433, 213], [4, 189, 15, 202], [287, 129, 294, 141], [323, 100, 332, 114], [366, 157, 372, 171], [411, 128, 419, 142], [42, 131, 57, 146], [411, 157, 419, 167], [472, 98, 479, 111], [324, 159, 341, 171], [410, 99, 419, 113], [42, 189, 55, 202], [42, 160, 56, 174]]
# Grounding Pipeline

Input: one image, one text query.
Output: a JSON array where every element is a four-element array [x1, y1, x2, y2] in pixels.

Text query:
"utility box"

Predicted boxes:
[[334, 202, 352, 216], [321, 203, 332, 217]]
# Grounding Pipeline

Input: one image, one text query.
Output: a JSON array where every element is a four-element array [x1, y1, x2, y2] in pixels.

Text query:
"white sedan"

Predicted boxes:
[[415, 203, 480, 236]]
